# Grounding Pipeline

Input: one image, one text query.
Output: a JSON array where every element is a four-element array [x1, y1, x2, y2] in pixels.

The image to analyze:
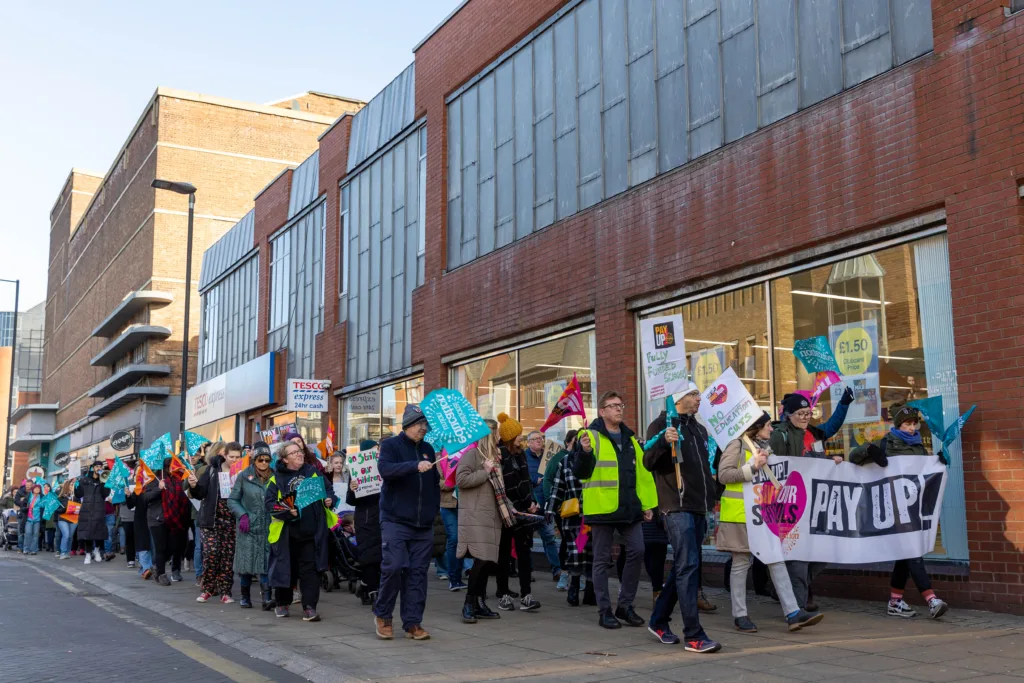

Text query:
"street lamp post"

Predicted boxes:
[[1, 278, 19, 487], [152, 179, 197, 447]]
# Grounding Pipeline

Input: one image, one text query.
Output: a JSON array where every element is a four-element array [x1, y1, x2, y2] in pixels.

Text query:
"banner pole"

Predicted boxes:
[[742, 435, 781, 489]]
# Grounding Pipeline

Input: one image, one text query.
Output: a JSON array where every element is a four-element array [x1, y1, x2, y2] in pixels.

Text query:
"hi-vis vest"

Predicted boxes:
[[267, 472, 339, 544], [579, 429, 658, 515], [719, 442, 752, 524]]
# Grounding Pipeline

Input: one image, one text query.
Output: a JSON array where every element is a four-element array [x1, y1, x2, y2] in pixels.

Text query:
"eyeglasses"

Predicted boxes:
[[602, 403, 626, 411], [792, 410, 812, 419], [527, 436, 544, 441], [255, 457, 271, 463]]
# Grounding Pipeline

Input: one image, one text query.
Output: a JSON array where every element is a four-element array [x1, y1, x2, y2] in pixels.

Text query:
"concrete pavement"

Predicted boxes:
[[7, 551, 1024, 682]]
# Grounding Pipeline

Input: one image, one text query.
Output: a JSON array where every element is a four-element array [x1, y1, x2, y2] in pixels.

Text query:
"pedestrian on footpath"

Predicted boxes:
[[495, 413, 542, 612], [189, 442, 241, 604], [124, 470, 153, 576], [717, 412, 824, 633], [188, 443, 211, 585], [454, 420, 504, 624], [771, 390, 853, 611], [848, 403, 949, 619], [439, 450, 468, 592], [55, 480, 78, 560], [544, 440, 595, 607], [265, 441, 336, 622], [228, 441, 275, 610], [643, 384, 722, 653], [524, 430, 563, 586], [340, 442, 383, 606], [42, 484, 57, 553], [574, 390, 658, 631], [14, 479, 28, 551], [118, 489, 135, 568], [22, 483, 43, 555], [77, 462, 109, 564], [372, 404, 439, 641]]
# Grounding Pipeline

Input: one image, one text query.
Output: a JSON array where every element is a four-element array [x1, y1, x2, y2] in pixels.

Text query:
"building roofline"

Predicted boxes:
[[254, 166, 295, 202], [265, 90, 366, 107], [413, 0, 472, 52], [50, 169, 104, 217], [317, 111, 355, 142]]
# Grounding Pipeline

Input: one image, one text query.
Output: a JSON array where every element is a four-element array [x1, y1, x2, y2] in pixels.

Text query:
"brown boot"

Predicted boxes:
[[405, 624, 430, 640], [697, 591, 717, 612], [374, 616, 393, 640]]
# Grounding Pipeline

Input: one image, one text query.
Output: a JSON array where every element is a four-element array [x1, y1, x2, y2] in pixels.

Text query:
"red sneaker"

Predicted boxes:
[[196, 592, 212, 603]]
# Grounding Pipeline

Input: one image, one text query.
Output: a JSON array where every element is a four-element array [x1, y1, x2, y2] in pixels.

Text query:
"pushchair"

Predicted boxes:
[[323, 517, 363, 595], [1, 509, 20, 551]]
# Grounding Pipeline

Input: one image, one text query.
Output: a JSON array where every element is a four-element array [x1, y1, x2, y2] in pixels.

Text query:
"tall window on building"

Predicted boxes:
[[202, 287, 219, 366], [418, 128, 427, 258], [339, 185, 350, 298], [342, 377, 424, 453], [269, 230, 291, 331]]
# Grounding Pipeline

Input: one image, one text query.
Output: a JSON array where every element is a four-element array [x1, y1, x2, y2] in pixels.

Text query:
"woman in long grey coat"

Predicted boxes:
[[227, 443, 274, 610], [455, 420, 505, 624]]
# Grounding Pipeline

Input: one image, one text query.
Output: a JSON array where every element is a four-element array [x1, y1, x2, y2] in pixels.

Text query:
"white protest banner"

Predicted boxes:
[[745, 455, 947, 565], [67, 459, 82, 479], [346, 447, 382, 498], [640, 314, 688, 401], [697, 367, 761, 443]]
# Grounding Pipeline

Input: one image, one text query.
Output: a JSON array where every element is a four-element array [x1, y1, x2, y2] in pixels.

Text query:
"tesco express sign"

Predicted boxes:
[[287, 378, 330, 412]]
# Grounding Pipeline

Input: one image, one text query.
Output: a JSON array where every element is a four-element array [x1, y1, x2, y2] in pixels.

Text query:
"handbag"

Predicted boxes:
[[559, 497, 580, 518]]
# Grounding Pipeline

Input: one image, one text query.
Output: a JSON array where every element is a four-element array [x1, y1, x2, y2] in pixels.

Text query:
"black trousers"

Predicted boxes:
[[363, 561, 381, 593], [497, 527, 533, 597], [468, 559, 497, 597], [275, 537, 320, 609], [151, 525, 187, 577], [891, 557, 932, 592], [616, 542, 668, 592], [123, 523, 136, 563]]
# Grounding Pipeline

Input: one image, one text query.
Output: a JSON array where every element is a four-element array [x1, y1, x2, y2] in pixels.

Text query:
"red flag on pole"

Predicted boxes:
[[540, 373, 588, 433]]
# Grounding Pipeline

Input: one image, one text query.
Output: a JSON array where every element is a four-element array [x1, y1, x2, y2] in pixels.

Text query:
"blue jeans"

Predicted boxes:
[[373, 521, 433, 631], [104, 513, 117, 553], [24, 520, 41, 552], [650, 511, 708, 640], [137, 549, 153, 572], [439, 508, 463, 583], [239, 573, 269, 587], [193, 521, 203, 579], [536, 520, 561, 574], [58, 520, 78, 555]]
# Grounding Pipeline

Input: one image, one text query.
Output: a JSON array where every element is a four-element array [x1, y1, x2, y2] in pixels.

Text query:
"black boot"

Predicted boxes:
[[474, 596, 500, 619], [582, 580, 597, 606], [239, 583, 252, 609], [260, 581, 276, 612], [462, 594, 478, 623], [567, 575, 581, 607]]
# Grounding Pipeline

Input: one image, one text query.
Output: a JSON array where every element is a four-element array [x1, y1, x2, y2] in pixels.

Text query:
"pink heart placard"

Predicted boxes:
[[760, 471, 808, 540]]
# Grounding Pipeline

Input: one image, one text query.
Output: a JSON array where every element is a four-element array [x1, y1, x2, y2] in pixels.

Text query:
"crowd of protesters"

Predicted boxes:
[[2, 387, 949, 648]]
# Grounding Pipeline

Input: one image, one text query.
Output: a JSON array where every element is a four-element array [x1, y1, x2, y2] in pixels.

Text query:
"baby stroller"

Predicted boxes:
[[2, 509, 20, 551], [323, 514, 363, 595]]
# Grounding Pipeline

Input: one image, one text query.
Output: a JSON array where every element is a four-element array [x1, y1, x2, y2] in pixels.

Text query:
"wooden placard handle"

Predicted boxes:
[[742, 435, 781, 489]]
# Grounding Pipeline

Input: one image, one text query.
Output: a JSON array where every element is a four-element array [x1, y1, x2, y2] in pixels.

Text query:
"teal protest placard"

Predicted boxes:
[[141, 444, 166, 472], [422, 389, 492, 456], [184, 431, 211, 458], [295, 476, 327, 510], [907, 396, 945, 437], [942, 405, 976, 450], [104, 458, 131, 491], [792, 336, 842, 375], [42, 492, 63, 521]]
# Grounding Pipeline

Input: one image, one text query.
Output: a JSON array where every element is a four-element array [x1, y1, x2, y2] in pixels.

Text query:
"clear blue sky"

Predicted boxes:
[[0, 0, 460, 311]]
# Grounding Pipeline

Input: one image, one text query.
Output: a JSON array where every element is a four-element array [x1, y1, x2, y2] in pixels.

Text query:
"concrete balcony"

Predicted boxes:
[[91, 291, 173, 338], [87, 386, 171, 419], [88, 364, 172, 398], [90, 325, 171, 367]]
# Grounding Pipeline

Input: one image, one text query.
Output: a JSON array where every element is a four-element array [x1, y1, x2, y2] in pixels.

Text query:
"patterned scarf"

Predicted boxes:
[[487, 466, 517, 528], [161, 474, 190, 533]]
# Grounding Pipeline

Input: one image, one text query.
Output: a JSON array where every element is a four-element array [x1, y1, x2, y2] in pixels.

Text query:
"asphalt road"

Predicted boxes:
[[0, 557, 307, 683]]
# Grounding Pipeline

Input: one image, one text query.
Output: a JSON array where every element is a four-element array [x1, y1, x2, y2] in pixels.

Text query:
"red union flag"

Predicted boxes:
[[540, 374, 587, 434]]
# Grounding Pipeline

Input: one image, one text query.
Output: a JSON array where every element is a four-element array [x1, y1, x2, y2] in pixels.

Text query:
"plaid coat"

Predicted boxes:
[[544, 452, 592, 575]]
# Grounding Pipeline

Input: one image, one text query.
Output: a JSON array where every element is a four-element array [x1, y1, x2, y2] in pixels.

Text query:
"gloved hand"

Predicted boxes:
[[937, 450, 948, 466], [867, 444, 888, 467], [840, 386, 855, 406], [238, 514, 250, 533]]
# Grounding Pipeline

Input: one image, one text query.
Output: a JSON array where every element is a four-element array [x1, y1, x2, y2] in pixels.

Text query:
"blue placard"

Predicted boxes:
[[792, 336, 842, 375], [421, 389, 491, 456]]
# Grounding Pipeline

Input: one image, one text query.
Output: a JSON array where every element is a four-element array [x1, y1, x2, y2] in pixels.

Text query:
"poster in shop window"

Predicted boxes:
[[691, 346, 726, 393], [640, 314, 689, 401], [828, 319, 880, 424]]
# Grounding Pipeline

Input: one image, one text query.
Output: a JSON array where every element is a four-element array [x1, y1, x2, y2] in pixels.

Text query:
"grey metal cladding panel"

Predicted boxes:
[[382, 152, 394, 240], [602, 0, 628, 197], [553, 15, 579, 220], [478, 74, 497, 256], [513, 48, 533, 163], [393, 143, 406, 211], [462, 86, 480, 261], [534, 30, 555, 229], [842, 0, 892, 87], [448, 99, 462, 200], [723, 23, 757, 143], [628, 0, 657, 185], [892, 0, 933, 64], [380, 234, 393, 367], [720, 0, 751, 33], [289, 151, 320, 218], [347, 63, 416, 171], [405, 135, 419, 229], [799, 0, 843, 107], [199, 209, 254, 292], [462, 163, 479, 263], [757, 0, 798, 128], [370, 159, 382, 233], [686, 0, 716, 23], [656, 0, 687, 172], [577, 0, 603, 210], [687, 9, 723, 158]]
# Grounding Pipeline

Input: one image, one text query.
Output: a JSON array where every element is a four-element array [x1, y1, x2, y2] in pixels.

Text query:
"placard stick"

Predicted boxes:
[[742, 435, 781, 489]]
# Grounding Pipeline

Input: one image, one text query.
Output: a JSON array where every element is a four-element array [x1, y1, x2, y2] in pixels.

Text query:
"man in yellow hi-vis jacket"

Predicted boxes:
[[573, 390, 658, 630]]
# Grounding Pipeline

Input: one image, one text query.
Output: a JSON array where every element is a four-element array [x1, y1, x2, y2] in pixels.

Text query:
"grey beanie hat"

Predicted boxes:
[[402, 403, 429, 430]]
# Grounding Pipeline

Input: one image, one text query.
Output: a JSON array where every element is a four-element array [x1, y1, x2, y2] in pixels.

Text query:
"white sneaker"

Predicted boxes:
[[928, 598, 948, 619], [887, 599, 916, 618], [84, 554, 92, 565], [182, 559, 190, 572], [127, 561, 135, 569], [92, 548, 102, 563]]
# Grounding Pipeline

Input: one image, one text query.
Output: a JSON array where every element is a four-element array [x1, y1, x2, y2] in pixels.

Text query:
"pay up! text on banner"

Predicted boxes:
[[640, 314, 688, 401]]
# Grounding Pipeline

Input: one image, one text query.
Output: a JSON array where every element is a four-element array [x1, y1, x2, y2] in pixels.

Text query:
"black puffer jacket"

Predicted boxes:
[[643, 411, 721, 515], [499, 445, 535, 513], [190, 455, 226, 529], [76, 474, 109, 540], [264, 461, 331, 588]]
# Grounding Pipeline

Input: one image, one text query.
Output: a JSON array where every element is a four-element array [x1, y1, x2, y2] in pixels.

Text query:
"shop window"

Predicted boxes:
[[269, 230, 291, 331], [450, 328, 597, 443], [342, 377, 424, 453], [269, 411, 322, 447], [189, 415, 236, 444], [202, 287, 219, 366]]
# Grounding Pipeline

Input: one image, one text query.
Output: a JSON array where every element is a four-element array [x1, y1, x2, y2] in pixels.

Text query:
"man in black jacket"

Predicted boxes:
[[643, 383, 722, 653], [372, 404, 439, 642], [13, 482, 28, 551]]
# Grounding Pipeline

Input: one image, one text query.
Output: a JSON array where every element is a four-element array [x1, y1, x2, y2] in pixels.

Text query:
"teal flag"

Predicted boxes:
[[41, 492, 62, 521], [111, 490, 126, 504], [942, 405, 976, 450], [907, 396, 945, 437], [155, 432, 174, 455], [295, 476, 327, 510], [104, 458, 131, 491], [707, 435, 720, 475], [792, 336, 842, 375], [422, 389, 491, 456], [184, 431, 211, 458], [141, 444, 166, 472]]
